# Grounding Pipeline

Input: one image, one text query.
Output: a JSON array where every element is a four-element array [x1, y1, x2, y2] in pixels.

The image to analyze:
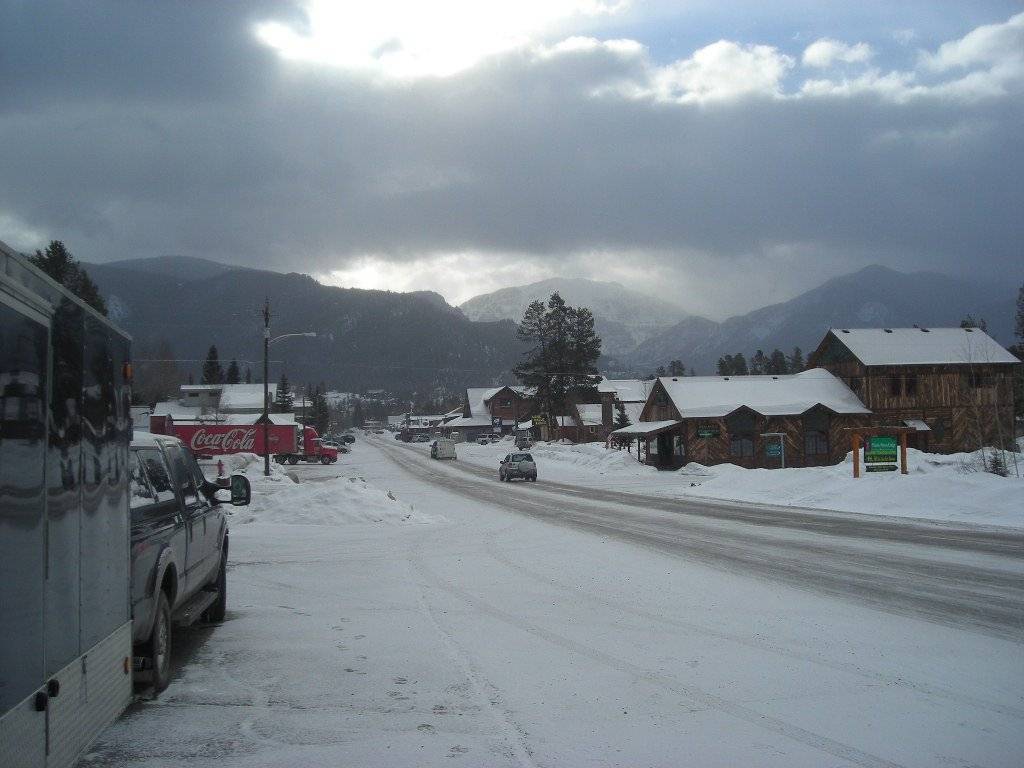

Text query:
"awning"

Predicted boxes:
[[904, 419, 931, 432], [610, 420, 681, 437]]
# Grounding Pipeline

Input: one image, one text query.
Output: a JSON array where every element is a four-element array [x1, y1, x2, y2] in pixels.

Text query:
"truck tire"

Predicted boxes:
[[288, 455, 299, 465], [147, 590, 172, 693], [320, 455, 331, 465], [205, 556, 227, 623]]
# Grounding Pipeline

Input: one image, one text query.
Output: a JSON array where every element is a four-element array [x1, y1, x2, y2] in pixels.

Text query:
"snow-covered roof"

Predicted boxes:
[[219, 383, 276, 411], [576, 404, 604, 426], [612, 420, 680, 436], [180, 384, 222, 392], [464, 385, 533, 419], [151, 401, 207, 420], [444, 416, 494, 429], [223, 413, 296, 425], [827, 327, 1019, 366], [622, 403, 644, 425], [598, 378, 654, 403], [657, 368, 870, 419]]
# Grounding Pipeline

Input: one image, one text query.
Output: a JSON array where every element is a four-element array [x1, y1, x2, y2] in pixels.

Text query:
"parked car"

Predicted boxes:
[[431, 438, 457, 460], [412, 433, 431, 443], [515, 435, 533, 450], [499, 452, 537, 482], [477, 436, 490, 445], [340, 434, 356, 444], [128, 433, 251, 692], [488, 434, 502, 443]]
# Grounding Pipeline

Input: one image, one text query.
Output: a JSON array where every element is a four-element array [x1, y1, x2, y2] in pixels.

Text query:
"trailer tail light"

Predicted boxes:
[[123, 362, 133, 381]]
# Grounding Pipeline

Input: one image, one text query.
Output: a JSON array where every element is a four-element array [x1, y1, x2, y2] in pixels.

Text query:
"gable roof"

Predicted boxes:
[[824, 327, 1019, 366], [656, 368, 869, 419], [219, 383, 276, 410], [465, 385, 534, 418], [598, 378, 654, 403]]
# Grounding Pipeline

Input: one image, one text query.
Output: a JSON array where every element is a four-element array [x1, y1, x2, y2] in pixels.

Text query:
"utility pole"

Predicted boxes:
[[263, 298, 271, 477]]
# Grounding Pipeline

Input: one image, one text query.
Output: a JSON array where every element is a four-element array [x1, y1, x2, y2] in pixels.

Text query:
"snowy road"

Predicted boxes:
[[80, 438, 1024, 767]]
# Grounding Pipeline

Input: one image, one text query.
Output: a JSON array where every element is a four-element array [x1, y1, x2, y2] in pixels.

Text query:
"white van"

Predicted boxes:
[[430, 438, 457, 460]]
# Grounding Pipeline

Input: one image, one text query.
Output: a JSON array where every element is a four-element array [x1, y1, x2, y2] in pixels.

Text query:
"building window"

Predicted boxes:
[[968, 373, 994, 389], [501, 399, 512, 408], [904, 375, 918, 397], [804, 431, 828, 456], [729, 436, 754, 458], [588, 426, 596, 434]]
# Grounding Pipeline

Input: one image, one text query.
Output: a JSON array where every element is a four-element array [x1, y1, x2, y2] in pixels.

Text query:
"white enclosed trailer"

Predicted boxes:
[[0, 241, 133, 767]]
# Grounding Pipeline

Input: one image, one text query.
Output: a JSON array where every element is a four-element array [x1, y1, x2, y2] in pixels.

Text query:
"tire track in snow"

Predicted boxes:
[[409, 545, 907, 768], [480, 541, 1024, 722]]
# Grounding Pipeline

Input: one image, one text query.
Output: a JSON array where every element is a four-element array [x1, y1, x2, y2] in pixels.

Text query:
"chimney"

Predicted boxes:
[[601, 392, 614, 428]]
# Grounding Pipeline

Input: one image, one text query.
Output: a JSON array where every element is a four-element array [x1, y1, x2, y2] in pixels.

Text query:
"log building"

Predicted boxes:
[[809, 328, 1020, 453], [612, 369, 871, 469]]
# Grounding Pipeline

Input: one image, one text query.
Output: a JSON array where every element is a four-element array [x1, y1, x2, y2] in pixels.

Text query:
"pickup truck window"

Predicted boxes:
[[137, 449, 175, 504], [512, 453, 534, 462], [164, 444, 203, 512], [129, 451, 157, 510]]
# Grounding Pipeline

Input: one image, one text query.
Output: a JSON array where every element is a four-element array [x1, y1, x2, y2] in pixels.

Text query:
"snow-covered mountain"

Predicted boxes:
[[459, 277, 688, 354]]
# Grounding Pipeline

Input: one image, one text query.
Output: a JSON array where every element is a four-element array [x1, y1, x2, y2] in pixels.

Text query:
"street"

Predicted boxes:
[[80, 437, 1024, 767]]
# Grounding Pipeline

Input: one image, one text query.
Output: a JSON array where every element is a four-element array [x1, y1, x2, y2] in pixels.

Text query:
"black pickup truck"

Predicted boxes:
[[128, 433, 251, 691]]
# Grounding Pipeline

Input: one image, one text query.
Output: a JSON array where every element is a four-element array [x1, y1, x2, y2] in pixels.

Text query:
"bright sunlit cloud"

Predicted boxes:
[[255, 0, 629, 79]]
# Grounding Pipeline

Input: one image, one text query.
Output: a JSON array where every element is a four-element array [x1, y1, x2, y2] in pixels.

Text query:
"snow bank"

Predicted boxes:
[[216, 453, 445, 526], [678, 448, 1024, 528]]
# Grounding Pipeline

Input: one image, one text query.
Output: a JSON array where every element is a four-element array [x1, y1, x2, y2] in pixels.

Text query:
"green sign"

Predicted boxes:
[[865, 464, 898, 472], [766, 442, 782, 457], [865, 435, 898, 464], [697, 427, 720, 439]]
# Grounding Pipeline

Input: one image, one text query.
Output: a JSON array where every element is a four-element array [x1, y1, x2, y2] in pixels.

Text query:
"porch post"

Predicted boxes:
[[900, 431, 908, 475]]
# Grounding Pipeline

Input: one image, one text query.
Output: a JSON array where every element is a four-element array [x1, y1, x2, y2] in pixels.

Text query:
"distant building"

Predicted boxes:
[[150, 382, 283, 432], [442, 385, 536, 441], [809, 327, 1020, 453]]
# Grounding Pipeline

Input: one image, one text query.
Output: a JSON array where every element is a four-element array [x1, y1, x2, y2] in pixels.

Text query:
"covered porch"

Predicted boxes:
[[610, 420, 684, 469]]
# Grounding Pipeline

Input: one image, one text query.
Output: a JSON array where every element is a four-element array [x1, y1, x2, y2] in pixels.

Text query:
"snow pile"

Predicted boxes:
[[526, 441, 658, 477], [217, 453, 444, 527], [678, 447, 1024, 527]]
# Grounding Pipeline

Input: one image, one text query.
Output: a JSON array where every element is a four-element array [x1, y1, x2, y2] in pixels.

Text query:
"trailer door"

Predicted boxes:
[[0, 293, 49, 766]]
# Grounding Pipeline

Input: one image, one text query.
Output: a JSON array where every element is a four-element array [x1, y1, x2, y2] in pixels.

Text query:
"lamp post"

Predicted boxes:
[[261, 298, 316, 476]]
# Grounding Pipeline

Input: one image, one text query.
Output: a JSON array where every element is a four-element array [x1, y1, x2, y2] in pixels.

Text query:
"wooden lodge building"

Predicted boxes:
[[809, 327, 1020, 454], [442, 385, 536, 440], [613, 369, 872, 470]]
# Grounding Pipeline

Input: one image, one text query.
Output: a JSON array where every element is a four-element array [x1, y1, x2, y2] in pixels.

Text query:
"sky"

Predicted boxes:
[[1, 1, 1022, 318]]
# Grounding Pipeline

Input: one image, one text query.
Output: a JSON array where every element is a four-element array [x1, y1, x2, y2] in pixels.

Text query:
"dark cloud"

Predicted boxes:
[[1, 3, 1021, 313]]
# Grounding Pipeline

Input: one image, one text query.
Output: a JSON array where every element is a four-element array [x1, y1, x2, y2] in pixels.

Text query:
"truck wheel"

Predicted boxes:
[[288, 455, 299, 465], [205, 556, 227, 623], [147, 591, 172, 693], [320, 455, 331, 465]]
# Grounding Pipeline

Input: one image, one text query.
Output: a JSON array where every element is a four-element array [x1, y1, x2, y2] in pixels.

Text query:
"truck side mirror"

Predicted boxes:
[[230, 474, 251, 506]]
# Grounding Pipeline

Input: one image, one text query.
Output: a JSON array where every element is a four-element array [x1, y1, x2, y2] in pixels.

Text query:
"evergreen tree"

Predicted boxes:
[[29, 240, 108, 316], [351, 398, 365, 428], [244, 366, 252, 384], [307, 386, 331, 433], [272, 373, 294, 413], [201, 345, 224, 384], [716, 355, 733, 376], [613, 401, 632, 429], [788, 346, 805, 373], [960, 315, 988, 332], [513, 292, 601, 417], [767, 348, 788, 375], [732, 353, 749, 375], [225, 359, 241, 384], [750, 349, 768, 375], [655, 365, 667, 377], [667, 360, 686, 376]]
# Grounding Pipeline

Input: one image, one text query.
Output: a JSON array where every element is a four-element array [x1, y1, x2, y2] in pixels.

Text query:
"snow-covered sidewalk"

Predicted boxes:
[[438, 437, 1024, 528]]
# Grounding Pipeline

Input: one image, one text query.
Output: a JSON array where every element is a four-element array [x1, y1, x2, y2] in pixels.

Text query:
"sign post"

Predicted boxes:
[[847, 427, 912, 477]]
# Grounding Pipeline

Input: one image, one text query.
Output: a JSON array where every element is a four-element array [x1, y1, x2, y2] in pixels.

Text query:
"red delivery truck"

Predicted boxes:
[[155, 420, 338, 464]]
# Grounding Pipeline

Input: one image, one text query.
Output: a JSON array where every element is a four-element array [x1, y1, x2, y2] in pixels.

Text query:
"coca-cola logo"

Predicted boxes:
[[189, 427, 256, 453]]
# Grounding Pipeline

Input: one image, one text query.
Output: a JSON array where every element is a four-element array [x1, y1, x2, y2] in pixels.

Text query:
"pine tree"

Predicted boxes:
[[244, 366, 252, 384], [788, 346, 805, 373], [716, 355, 733, 376], [750, 349, 768, 375], [613, 401, 632, 429], [960, 315, 988, 332], [201, 345, 224, 384], [655, 366, 667, 377], [767, 348, 788, 374], [732, 353, 749, 375], [272, 374, 294, 413], [225, 359, 241, 384], [29, 240, 108, 316], [307, 386, 331, 433], [667, 360, 686, 376], [351, 398, 365, 428]]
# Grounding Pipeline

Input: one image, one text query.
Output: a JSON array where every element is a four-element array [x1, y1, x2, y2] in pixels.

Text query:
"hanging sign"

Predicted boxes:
[[697, 426, 720, 439]]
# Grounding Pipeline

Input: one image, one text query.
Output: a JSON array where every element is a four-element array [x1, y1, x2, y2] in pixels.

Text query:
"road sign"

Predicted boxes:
[[865, 465, 898, 472], [697, 427, 719, 439], [766, 442, 782, 458]]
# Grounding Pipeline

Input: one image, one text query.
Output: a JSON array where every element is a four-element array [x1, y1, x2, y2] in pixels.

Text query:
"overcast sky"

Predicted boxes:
[[1, 1, 1022, 317]]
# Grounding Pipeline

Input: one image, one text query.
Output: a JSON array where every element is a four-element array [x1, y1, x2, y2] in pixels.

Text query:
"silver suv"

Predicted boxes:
[[499, 452, 537, 482]]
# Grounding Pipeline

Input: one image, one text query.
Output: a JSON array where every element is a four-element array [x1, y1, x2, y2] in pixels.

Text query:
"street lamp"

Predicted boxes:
[[262, 299, 317, 476]]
